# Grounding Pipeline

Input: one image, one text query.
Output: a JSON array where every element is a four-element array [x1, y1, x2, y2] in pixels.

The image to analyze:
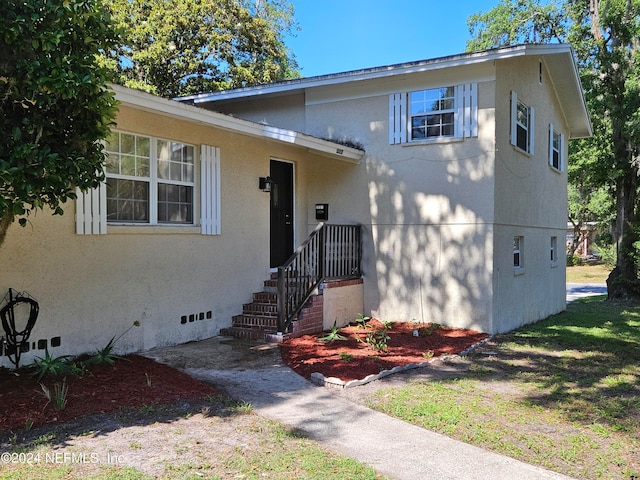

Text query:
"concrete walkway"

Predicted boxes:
[[566, 282, 607, 302], [144, 336, 576, 480]]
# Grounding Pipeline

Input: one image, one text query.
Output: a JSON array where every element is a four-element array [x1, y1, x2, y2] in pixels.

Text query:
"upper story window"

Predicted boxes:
[[513, 236, 524, 270], [410, 87, 455, 140], [510, 91, 535, 155], [389, 83, 478, 144], [549, 124, 564, 172], [105, 131, 195, 225]]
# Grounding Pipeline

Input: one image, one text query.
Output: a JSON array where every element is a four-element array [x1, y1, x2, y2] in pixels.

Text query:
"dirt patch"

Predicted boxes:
[[280, 319, 489, 382]]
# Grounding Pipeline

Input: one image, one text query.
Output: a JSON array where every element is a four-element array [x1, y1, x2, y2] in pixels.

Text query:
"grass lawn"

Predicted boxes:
[[366, 297, 639, 480], [566, 263, 610, 284]]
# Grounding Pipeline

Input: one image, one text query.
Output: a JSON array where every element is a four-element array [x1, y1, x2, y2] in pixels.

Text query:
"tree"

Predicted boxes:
[[0, 0, 118, 247], [467, 0, 640, 299], [104, 0, 299, 98]]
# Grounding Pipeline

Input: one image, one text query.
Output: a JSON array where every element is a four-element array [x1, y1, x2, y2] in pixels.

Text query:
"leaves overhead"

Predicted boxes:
[[0, 0, 118, 244], [103, 0, 300, 98]]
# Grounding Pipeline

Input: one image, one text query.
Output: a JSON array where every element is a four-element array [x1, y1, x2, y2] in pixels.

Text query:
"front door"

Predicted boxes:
[[270, 160, 294, 268]]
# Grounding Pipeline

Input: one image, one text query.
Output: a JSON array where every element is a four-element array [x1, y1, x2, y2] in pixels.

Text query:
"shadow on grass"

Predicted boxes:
[[469, 296, 640, 433]]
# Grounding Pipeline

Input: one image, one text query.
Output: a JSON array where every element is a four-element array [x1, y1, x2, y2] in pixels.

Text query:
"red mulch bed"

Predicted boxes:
[[0, 355, 218, 433], [281, 319, 489, 382]]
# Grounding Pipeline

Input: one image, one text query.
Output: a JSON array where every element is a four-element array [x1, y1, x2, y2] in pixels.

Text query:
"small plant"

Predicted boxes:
[[361, 328, 390, 352], [30, 349, 78, 381], [25, 416, 34, 431], [86, 320, 141, 365], [229, 400, 253, 414], [354, 313, 371, 329], [318, 321, 346, 342], [419, 323, 444, 336], [422, 350, 435, 359], [339, 352, 354, 362], [145, 372, 152, 387], [40, 379, 68, 411], [381, 320, 393, 330]]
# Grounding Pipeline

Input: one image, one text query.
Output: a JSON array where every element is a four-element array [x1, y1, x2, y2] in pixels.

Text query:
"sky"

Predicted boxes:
[[285, 0, 501, 78]]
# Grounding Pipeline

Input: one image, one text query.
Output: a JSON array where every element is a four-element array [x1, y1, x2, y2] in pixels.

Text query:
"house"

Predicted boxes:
[[0, 44, 591, 368]]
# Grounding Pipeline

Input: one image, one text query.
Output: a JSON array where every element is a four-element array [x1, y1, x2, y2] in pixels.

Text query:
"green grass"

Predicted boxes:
[[366, 297, 639, 480], [566, 263, 610, 284], [0, 413, 386, 480]]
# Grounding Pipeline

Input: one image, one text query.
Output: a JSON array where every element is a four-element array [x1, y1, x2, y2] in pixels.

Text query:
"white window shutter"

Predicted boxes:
[[462, 83, 478, 138], [559, 132, 565, 171], [548, 123, 554, 165], [75, 183, 107, 235], [389, 93, 406, 144], [528, 106, 535, 155], [200, 145, 221, 235], [510, 91, 518, 147]]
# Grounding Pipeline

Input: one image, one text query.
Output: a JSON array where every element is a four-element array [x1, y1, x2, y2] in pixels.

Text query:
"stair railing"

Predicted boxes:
[[277, 223, 362, 334]]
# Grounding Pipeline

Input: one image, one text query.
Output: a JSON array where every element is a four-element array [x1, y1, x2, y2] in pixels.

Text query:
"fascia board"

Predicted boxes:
[[111, 84, 363, 163]]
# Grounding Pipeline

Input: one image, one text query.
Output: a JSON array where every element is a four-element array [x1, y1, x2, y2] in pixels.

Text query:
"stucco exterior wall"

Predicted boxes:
[[491, 56, 568, 332], [0, 103, 317, 367], [300, 68, 499, 332]]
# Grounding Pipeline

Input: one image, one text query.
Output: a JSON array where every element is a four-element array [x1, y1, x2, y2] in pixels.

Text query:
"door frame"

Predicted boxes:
[[270, 158, 296, 268]]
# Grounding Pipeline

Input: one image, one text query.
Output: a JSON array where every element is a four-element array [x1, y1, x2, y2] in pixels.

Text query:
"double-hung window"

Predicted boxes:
[[550, 236, 558, 265], [389, 83, 478, 144], [549, 124, 564, 171], [513, 236, 524, 271], [410, 87, 455, 140], [105, 132, 195, 225], [510, 91, 535, 154]]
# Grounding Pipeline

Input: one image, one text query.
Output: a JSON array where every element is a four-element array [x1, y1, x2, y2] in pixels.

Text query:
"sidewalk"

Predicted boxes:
[[144, 337, 576, 480]]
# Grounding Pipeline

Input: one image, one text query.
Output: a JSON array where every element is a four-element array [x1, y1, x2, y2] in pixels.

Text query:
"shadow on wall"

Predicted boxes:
[[363, 140, 496, 332]]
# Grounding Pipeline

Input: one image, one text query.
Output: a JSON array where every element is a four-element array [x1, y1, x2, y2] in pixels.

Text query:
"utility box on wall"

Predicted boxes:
[[315, 203, 329, 221]]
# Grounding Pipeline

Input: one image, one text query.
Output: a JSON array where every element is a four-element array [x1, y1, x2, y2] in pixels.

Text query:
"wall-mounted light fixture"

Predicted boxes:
[[259, 176, 272, 192]]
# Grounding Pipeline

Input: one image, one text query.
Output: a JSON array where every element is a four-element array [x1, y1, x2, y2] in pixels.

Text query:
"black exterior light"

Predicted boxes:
[[259, 176, 272, 192]]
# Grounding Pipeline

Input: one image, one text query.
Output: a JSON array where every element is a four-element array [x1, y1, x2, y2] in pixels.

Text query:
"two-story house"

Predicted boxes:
[[0, 44, 591, 367]]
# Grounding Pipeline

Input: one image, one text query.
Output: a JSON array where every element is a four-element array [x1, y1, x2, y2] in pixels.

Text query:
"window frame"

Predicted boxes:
[[510, 91, 535, 155], [549, 124, 564, 172], [513, 236, 524, 273], [105, 131, 196, 226], [409, 86, 456, 141], [550, 236, 558, 266]]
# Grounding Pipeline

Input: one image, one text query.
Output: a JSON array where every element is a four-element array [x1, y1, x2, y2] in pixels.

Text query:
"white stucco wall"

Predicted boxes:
[[491, 56, 568, 332]]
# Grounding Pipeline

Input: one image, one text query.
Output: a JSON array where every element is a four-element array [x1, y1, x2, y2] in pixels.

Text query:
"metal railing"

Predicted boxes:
[[277, 223, 362, 334]]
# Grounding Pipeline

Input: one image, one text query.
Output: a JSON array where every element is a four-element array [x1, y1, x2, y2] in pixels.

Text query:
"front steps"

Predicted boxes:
[[220, 290, 279, 340]]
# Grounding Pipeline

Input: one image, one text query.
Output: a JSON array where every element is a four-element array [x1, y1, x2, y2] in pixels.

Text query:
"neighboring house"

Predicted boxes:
[[0, 44, 591, 368]]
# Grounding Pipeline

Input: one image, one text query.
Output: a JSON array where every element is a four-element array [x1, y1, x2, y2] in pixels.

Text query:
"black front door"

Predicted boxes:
[[270, 160, 294, 268]]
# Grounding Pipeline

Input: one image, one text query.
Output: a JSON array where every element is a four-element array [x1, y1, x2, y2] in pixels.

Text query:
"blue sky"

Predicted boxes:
[[286, 0, 500, 78]]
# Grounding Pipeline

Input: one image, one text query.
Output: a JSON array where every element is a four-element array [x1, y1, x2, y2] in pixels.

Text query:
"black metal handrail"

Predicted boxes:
[[277, 223, 362, 334]]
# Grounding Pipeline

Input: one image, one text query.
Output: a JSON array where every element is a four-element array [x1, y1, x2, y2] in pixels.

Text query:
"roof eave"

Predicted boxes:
[[111, 84, 364, 164]]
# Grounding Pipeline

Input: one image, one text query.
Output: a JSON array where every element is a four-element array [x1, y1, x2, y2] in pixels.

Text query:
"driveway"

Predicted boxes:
[[566, 283, 607, 302]]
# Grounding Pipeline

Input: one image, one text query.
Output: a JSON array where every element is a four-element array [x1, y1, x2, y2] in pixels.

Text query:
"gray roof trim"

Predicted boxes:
[[177, 44, 592, 139]]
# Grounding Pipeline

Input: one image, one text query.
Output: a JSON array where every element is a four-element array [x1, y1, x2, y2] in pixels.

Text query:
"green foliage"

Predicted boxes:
[[354, 313, 371, 329], [419, 323, 444, 336], [338, 352, 354, 362], [40, 378, 68, 411], [0, 0, 118, 243], [318, 321, 346, 343], [361, 328, 390, 352], [30, 350, 83, 381], [467, 0, 640, 297], [103, 0, 299, 97], [86, 321, 140, 365]]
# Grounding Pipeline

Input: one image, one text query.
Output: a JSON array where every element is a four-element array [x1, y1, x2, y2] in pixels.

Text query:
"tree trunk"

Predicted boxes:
[[607, 169, 639, 299]]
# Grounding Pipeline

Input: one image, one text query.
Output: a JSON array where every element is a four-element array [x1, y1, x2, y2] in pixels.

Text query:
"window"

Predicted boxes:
[[513, 236, 524, 270], [550, 236, 558, 265], [410, 87, 455, 140], [389, 83, 477, 144], [105, 132, 195, 225], [510, 91, 535, 154], [549, 124, 564, 171]]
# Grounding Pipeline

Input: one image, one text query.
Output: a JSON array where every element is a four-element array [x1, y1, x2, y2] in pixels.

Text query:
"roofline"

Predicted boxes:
[[111, 84, 364, 163], [178, 43, 592, 138], [177, 44, 565, 103]]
